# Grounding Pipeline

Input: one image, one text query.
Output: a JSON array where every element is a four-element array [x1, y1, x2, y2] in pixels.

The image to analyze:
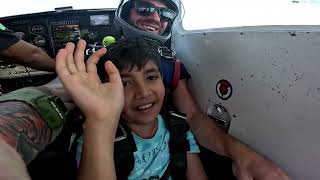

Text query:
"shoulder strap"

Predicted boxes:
[[172, 59, 181, 89], [114, 121, 137, 180], [159, 46, 181, 90], [162, 111, 190, 180]]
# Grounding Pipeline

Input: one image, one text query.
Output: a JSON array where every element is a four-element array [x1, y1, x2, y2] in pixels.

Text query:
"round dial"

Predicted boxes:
[[33, 35, 46, 47], [30, 24, 46, 34]]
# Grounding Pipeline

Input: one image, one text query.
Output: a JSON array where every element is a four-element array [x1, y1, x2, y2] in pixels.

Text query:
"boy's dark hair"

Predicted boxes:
[[97, 37, 161, 82]]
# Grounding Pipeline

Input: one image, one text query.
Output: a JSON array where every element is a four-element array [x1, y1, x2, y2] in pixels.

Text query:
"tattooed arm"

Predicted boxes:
[[0, 101, 52, 164], [0, 77, 76, 163]]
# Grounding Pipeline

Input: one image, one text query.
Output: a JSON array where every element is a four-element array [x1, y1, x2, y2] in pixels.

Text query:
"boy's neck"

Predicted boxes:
[[127, 119, 158, 139]]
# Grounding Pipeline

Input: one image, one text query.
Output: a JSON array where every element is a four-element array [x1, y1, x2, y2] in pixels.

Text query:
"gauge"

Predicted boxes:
[[90, 15, 110, 26], [88, 31, 97, 39], [30, 24, 46, 35], [33, 35, 46, 47]]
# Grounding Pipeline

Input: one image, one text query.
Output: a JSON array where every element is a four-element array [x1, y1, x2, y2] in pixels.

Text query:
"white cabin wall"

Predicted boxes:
[[172, 26, 320, 180]]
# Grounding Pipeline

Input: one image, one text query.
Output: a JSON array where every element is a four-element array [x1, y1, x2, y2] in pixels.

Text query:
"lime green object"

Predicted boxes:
[[102, 36, 116, 46], [0, 88, 67, 141], [0, 23, 6, 31]]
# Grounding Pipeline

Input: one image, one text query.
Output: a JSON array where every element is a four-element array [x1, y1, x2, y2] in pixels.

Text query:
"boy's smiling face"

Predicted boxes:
[[120, 60, 165, 126]]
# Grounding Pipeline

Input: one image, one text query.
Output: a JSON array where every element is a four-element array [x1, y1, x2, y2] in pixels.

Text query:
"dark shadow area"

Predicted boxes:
[[199, 145, 237, 180]]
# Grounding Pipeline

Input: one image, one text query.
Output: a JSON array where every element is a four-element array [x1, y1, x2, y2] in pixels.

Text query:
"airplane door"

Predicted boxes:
[[172, 26, 320, 180]]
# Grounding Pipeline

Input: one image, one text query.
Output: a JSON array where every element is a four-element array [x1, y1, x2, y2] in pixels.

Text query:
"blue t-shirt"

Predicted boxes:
[[76, 115, 200, 179]]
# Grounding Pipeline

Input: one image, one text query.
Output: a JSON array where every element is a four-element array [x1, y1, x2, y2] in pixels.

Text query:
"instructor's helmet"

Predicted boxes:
[[114, 0, 183, 43]]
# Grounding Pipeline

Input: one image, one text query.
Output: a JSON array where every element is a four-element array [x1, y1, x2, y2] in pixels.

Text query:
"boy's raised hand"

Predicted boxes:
[[55, 39, 124, 128]]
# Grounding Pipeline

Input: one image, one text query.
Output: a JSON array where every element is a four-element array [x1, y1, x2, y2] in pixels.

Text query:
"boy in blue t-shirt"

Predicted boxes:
[[76, 38, 207, 180]]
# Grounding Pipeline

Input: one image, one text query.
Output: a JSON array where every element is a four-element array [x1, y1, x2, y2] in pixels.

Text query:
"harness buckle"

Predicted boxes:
[[169, 111, 187, 120], [114, 124, 127, 142], [158, 46, 176, 59]]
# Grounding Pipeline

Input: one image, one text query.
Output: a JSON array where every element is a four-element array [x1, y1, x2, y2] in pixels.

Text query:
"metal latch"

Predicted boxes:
[[158, 46, 176, 59]]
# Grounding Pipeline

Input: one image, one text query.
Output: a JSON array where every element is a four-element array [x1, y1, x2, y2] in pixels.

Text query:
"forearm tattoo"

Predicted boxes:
[[0, 101, 52, 163]]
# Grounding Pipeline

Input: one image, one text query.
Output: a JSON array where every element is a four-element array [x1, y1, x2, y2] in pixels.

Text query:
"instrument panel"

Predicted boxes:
[[50, 20, 81, 53], [0, 8, 119, 93]]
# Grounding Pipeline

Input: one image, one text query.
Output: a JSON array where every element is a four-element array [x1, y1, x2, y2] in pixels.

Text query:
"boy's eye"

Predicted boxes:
[[147, 75, 159, 81], [122, 80, 132, 87]]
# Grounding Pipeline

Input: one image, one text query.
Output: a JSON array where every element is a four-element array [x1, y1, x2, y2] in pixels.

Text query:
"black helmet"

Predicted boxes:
[[114, 0, 182, 44]]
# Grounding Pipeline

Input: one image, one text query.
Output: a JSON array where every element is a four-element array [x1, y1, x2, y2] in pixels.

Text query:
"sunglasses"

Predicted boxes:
[[134, 0, 177, 22]]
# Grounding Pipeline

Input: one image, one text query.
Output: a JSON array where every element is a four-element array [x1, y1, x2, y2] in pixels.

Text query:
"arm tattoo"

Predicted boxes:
[[0, 101, 52, 163]]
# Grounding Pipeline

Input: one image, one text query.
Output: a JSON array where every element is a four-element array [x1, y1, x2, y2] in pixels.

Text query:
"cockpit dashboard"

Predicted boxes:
[[0, 8, 119, 93]]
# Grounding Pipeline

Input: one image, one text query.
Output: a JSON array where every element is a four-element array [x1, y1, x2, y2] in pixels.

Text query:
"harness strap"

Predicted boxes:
[[165, 111, 190, 180], [159, 46, 181, 90], [114, 121, 137, 180], [171, 59, 181, 89]]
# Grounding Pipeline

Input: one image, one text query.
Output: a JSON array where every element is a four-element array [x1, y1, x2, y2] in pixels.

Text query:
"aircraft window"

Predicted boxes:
[[0, 0, 119, 18], [182, 0, 320, 30]]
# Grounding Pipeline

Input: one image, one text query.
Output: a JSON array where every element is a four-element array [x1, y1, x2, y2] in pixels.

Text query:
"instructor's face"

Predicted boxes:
[[128, 0, 168, 35]]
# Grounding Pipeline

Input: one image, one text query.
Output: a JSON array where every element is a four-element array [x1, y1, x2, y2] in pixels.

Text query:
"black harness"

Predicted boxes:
[[114, 111, 190, 180]]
